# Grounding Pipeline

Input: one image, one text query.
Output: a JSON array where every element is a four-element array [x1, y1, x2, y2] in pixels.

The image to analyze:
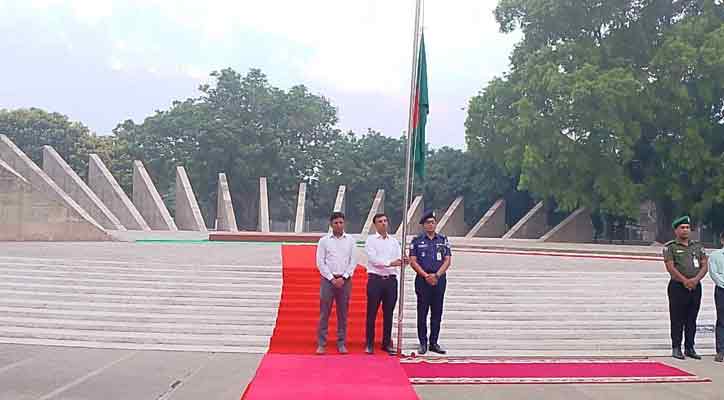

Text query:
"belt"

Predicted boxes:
[[333, 274, 350, 280], [368, 273, 396, 280]]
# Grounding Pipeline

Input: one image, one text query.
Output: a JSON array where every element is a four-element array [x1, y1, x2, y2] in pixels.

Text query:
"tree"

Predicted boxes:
[[421, 147, 518, 227], [313, 130, 406, 232], [0, 108, 100, 179], [115, 68, 344, 229], [468, 0, 724, 240]]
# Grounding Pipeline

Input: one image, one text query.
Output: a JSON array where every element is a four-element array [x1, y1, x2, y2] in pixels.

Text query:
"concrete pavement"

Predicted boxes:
[[0, 344, 262, 400], [1, 343, 722, 399]]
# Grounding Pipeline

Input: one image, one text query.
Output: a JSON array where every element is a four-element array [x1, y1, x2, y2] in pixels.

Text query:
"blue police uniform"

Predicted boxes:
[[409, 230, 451, 349]]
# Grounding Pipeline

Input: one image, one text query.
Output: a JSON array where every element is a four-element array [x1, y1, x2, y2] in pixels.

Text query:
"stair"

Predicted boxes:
[[0, 251, 282, 353], [0, 244, 717, 357], [393, 253, 717, 357]]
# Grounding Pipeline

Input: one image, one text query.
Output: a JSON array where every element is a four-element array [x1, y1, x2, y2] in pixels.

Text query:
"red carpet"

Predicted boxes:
[[401, 358, 711, 384], [269, 244, 383, 354], [242, 354, 419, 399]]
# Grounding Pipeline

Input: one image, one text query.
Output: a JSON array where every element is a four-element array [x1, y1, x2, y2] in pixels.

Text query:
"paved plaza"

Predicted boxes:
[[1, 342, 723, 400], [0, 242, 722, 399]]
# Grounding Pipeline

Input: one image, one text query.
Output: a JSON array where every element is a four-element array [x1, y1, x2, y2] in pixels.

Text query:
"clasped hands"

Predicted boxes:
[[683, 278, 699, 290], [423, 272, 440, 286]]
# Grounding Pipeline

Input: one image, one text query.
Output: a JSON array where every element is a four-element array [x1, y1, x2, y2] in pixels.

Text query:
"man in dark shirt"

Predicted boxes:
[[409, 211, 451, 355], [663, 215, 709, 360]]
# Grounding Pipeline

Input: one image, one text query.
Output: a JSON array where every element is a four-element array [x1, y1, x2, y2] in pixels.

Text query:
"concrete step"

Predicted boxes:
[[393, 318, 717, 330], [3, 285, 694, 305], [392, 337, 716, 350], [3, 261, 680, 280], [397, 303, 717, 313], [399, 309, 713, 321], [0, 337, 714, 359], [0, 337, 268, 354], [0, 267, 282, 282], [0, 326, 272, 347], [396, 348, 718, 358], [0, 290, 282, 307], [0, 273, 282, 287], [0, 318, 713, 346], [0, 298, 279, 316], [0, 316, 276, 335], [1, 305, 714, 332], [0, 325, 713, 353], [388, 327, 716, 340], [402, 272, 672, 280], [0, 315, 710, 340], [397, 286, 716, 296], [0, 262, 282, 276], [0, 306, 278, 325], [0, 282, 282, 298], [0, 258, 282, 273]]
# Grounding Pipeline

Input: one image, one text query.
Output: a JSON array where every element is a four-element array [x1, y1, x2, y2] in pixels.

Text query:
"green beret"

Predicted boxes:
[[672, 216, 691, 229]]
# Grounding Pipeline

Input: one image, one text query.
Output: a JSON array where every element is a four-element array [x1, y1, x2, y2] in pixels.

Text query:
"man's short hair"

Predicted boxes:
[[419, 210, 436, 225], [329, 212, 345, 222], [372, 213, 388, 224]]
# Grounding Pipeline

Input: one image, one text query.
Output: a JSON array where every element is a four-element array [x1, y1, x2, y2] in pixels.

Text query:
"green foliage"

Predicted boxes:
[[0, 108, 100, 179], [313, 131, 406, 231], [469, 0, 724, 238], [421, 148, 515, 226], [115, 68, 343, 228]]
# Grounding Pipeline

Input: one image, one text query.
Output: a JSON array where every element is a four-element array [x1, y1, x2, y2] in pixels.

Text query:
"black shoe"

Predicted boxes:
[[715, 353, 723, 363], [672, 348, 685, 360], [418, 343, 428, 355], [381, 344, 395, 355], [429, 343, 447, 354], [364, 345, 374, 354], [685, 348, 702, 360]]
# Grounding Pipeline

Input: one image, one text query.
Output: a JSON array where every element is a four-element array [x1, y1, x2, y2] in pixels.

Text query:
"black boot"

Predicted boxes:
[[429, 343, 447, 354], [684, 348, 701, 360], [672, 348, 685, 360]]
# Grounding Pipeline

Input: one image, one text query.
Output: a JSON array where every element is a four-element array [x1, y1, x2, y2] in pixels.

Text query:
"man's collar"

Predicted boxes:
[[675, 238, 690, 246], [424, 232, 438, 240], [328, 232, 347, 239], [374, 232, 391, 239]]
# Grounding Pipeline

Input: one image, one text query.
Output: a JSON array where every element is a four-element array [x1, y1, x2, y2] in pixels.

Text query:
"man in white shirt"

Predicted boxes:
[[709, 231, 724, 362], [364, 213, 403, 355], [316, 212, 357, 355]]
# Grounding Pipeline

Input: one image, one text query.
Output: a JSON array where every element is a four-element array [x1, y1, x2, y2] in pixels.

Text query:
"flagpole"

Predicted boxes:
[[397, 0, 423, 357]]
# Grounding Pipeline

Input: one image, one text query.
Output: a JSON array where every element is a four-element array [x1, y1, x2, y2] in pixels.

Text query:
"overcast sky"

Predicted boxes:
[[0, 0, 519, 149]]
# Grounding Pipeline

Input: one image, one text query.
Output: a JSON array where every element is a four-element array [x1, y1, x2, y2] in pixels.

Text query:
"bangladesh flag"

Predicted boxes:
[[412, 32, 428, 180]]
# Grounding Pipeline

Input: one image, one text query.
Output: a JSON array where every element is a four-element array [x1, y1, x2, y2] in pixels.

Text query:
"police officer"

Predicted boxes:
[[409, 210, 451, 355], [663, 215, 709, 360]]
